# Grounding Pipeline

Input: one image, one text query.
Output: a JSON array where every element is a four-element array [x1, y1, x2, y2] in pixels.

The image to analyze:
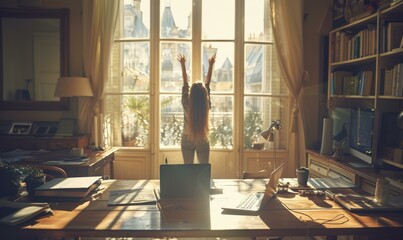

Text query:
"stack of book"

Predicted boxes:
[[32, 176, 102, 201]]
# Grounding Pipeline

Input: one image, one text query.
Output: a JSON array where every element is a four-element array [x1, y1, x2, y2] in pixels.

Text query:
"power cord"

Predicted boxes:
[[279, 201, 349, 225]]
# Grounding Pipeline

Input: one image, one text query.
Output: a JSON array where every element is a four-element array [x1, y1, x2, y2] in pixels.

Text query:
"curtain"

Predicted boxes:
[[79, 0, 120, 146], [270, 0, 307, 174]]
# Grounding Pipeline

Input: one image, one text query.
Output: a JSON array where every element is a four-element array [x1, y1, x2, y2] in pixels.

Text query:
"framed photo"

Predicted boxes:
[[333, 0, 347, 28], [9, 122, 33, 135], [32, 121, 59, 137], [344, 0, 377, 23]]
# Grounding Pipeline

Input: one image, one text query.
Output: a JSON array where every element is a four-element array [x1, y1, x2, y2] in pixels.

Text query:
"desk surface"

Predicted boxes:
[[3, 179, 403, 239]]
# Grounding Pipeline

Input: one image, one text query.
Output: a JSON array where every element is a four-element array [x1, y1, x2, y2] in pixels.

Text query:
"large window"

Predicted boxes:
[[105, 0, 288, 151]]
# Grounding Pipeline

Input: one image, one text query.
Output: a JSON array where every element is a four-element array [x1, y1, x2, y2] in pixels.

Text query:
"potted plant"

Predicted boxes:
[[22, 166, 46, 196], [0, 162, 22, 198]]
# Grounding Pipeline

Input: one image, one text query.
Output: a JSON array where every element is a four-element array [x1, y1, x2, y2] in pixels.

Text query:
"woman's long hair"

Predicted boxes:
[[187, 82, 210, 144]]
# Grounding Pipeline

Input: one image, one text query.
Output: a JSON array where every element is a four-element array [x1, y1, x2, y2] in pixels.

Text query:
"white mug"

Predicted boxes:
[[71, 147, 84, 157], [374, 178, 390, 205]]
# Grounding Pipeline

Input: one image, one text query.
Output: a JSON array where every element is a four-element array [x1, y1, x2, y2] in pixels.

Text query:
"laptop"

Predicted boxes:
[[157, 163, 211, 200], [221, 162, 285, 213]]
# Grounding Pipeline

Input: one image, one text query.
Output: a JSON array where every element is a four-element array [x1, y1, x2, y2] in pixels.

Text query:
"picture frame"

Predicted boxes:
[[333, 0, 347, 28], [8, 122, 33, 135], [55, 118, 76, 137], [32, 121, 59, 137], [344, 0, 377, 24]]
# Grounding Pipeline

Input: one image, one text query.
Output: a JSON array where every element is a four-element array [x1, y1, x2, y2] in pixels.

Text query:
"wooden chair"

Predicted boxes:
[[242, 169, 270, 179], [36, 165, 67, 181]]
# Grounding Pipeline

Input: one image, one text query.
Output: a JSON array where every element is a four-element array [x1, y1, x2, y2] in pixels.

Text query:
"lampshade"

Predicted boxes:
[[261, 120, 281, 141], [54, 77, 93, 97]]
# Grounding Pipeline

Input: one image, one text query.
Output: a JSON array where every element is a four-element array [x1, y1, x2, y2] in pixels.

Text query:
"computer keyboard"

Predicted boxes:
[[237, 192, 264, 210]]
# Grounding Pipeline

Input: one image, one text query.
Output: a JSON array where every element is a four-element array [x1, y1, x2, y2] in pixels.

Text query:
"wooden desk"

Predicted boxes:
[[10, 147, 117, 178], [2, 179, 403, 240]]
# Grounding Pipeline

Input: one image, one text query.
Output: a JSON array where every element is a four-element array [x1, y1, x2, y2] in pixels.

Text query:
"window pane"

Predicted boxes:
[[244, 44, 285, 94], [122, 0, 150, 38], [202, 0, 234, 39], [123, 95, 150, 147], [161, 42, 191, 92], [160, 95, 183, 147], [104, 94, 150, 147], [244, 96, 288, 150], [160, 0, 192, 39], [245, 0, 272, 42], [210, 96, 233, 149], [202, 42, 234, 92], [120, 42, 150, 92], [109, 42, 150, 93]]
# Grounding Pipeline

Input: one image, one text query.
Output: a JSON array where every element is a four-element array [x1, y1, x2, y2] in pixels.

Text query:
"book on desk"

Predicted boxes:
[[32, 176, 102, 200], [0, 200, 52, 226]]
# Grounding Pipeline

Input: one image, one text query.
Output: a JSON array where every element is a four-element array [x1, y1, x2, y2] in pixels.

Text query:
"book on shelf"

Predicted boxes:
[[356, 70, 374, 96], [33, 176, 102, 199], [386, 21, 403, 52], [0, 200, 52, 226], [363, 70, 374, 96], [331, 71, 352, 95], [343, 76, 358, 95]]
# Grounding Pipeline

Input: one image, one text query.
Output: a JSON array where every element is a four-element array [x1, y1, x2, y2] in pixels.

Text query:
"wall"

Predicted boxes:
[[302, 0, 333, 149], [0, 0, 333, 153], [0, 0, 83, 122]]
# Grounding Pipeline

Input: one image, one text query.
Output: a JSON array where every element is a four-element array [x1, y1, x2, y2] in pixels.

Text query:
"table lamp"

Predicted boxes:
[[261, 120, 281, 169], [54, 77, 93, 135]]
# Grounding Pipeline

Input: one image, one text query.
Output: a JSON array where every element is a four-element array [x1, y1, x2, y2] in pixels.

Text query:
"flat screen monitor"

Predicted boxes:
[[349, 108, 374, 164]]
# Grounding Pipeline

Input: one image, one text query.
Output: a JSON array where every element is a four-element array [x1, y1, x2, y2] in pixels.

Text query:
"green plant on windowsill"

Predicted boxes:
[[21, 166, 45, 196]]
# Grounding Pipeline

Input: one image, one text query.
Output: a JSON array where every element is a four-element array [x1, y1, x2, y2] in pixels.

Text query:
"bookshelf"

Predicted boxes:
[[328, 1, 403, 169]]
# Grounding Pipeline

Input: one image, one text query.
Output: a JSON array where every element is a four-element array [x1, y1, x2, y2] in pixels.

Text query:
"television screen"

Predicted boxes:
[[349, 108, 374, 164]]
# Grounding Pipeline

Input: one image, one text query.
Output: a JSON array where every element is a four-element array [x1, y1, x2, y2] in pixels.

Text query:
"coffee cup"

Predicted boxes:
[[374, 178, 390, 205], [296, 167, 310, 186], [71, 147, 84, 157]]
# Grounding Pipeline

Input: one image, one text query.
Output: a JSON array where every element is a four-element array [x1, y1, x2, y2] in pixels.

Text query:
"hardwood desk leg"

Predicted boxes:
[[110, 159, 115, 179]]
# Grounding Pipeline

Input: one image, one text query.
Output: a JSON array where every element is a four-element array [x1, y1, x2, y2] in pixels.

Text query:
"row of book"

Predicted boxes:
[[380, 63, 403, 97], [380, 21, 403, 53], [332, 26, 377, 63], [330, 70, 374, 96]]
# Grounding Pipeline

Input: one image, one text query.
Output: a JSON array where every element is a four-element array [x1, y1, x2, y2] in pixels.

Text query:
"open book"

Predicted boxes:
[[0, 200, 52, 226]]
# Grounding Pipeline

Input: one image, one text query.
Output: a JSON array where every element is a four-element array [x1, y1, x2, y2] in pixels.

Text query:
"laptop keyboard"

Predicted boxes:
[[237, 192, 264, 210]]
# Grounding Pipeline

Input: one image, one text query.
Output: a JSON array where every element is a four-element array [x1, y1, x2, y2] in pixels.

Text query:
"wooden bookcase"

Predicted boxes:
[[328, 1, 403, 169]]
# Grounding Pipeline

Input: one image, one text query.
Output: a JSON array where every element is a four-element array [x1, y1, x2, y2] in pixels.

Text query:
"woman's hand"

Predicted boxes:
[[177, 53, 186, 64], [208, 53, 216, 66]]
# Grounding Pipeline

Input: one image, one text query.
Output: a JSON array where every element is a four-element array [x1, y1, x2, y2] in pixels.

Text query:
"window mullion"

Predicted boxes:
[[235, 0, 245, 158], [192, 0, 202, 80]]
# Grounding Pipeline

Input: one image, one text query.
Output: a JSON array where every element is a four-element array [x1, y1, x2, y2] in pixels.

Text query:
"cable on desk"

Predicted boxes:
[[279, 201, 349, 225]]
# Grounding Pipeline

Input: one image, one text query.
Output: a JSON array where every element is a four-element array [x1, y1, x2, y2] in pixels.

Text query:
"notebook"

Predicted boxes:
[[221, 162, 285, 213], [158, 163, 211, 200]]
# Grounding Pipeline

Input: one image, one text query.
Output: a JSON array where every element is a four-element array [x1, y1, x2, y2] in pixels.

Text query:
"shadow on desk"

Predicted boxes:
[[259, 197, 328, 236]]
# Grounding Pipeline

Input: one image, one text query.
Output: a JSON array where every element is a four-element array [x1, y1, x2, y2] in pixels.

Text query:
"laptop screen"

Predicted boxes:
[[160, 163, 211, 199]]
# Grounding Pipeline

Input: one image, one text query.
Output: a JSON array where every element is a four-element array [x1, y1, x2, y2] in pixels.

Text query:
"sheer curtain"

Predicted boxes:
[[270, 0, 307, 173], [79, 0, 120, 146]]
